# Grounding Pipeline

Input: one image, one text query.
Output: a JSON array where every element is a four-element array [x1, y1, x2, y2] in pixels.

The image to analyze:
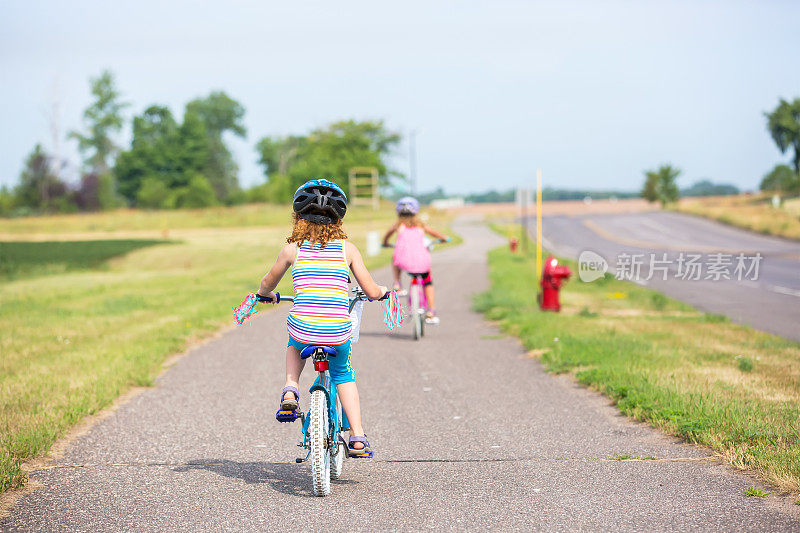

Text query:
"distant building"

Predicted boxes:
[[430, 197, 466, 209]]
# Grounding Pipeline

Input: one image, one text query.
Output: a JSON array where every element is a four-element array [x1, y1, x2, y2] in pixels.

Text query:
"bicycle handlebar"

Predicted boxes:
[[256, 293, 293, 304], [256, 290, 389, 305]]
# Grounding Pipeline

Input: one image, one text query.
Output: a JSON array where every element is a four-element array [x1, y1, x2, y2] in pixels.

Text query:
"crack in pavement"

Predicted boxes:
[[32, 455, 718, 470]]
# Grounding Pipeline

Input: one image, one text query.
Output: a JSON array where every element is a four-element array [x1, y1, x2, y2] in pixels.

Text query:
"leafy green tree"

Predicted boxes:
[[642, 172, 659, 203], [115, 106, 209, 205], [115, 106, 177, 201], [185, 92, 246, 200], [0, 186, 15, 215], [255, 120, 402, 201], [642, 164, 680, 206], [136, 177, 172, 208], [15, 144, 68, 211], [681, 180, 739, 197], [69, 70, 128, 208], [760, 164, 800, 195], [170, 172, 218, 208], [766, 98, 800, 173]]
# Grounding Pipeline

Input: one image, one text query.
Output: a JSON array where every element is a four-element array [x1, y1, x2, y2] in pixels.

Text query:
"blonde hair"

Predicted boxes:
[[287, 213, 347, 246], [398, 213, 421, 227]]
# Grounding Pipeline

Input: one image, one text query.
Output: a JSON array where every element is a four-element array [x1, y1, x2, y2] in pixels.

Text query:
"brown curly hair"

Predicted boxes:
[[398, 214, 421, 227], [287, 213, 348, 246]]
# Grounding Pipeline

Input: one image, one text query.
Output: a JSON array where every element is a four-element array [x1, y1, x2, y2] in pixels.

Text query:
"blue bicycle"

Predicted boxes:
[[258, 287, 378, 496]]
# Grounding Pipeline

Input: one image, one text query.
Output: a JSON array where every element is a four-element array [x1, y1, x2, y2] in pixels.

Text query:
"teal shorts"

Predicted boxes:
[[287, 337, 355, 385]]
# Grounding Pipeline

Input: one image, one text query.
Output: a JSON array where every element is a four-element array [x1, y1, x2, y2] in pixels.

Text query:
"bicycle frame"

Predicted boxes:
[[294, 289, 370, 456], [267, 288, 381, 468], [300, 353, 349, 450], [409, 274, 428, 311]]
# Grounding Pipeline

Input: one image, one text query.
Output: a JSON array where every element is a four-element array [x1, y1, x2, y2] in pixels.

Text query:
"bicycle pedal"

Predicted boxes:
[[275, 409, 299, 423], [350, 450, 373, 459]]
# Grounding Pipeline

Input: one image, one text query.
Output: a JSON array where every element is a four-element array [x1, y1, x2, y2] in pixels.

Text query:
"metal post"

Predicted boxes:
[[521, 187, 528, 254], [536, 169, 543, 280]]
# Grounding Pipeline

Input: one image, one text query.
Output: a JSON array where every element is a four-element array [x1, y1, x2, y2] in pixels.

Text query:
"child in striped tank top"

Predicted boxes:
[[256, 180, 387, 457]]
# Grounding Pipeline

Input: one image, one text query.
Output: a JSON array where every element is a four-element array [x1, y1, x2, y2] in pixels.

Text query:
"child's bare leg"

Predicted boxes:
[[392, 265, 402, 288], [336, 381, 366, 449], [424, 284, 435, 311], [283, 345, 306, 400]]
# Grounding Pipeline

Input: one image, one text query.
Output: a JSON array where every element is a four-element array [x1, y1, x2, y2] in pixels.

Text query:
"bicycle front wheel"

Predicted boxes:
[[309, 389, 331, 496], [330, 399, 345, 480]]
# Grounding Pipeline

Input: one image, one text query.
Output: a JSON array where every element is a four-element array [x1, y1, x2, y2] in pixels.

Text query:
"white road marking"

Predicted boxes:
[[767, 285, 800, 298]]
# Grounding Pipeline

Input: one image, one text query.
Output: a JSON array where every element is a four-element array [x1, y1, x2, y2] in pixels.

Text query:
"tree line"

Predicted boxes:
[[641, 97, 800, 206], [0, 70, 402, 216]]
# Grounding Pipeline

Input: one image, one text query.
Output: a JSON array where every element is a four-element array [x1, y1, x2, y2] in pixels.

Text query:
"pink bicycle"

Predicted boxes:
[[384, 238, 446, 340]]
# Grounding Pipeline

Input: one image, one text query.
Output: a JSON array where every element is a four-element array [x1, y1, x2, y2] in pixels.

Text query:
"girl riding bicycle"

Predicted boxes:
[[382, 196, 449, 325], [255, 179, 387, 457]]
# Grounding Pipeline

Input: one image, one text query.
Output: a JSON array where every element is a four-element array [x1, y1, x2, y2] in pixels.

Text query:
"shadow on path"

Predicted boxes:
[[358, 330, 416, 341], [173, 459, 358, 497]]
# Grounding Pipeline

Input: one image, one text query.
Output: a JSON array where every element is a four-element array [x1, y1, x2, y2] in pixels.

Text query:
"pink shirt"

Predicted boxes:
[[393, 224, 431, 273]]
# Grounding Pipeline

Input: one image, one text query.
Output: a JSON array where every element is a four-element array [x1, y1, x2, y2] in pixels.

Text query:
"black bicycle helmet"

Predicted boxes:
[[292, 179, 348, 224]]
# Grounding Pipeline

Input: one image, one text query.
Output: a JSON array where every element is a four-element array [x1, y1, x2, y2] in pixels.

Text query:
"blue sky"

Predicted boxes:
[[1, 0, 799, 194]]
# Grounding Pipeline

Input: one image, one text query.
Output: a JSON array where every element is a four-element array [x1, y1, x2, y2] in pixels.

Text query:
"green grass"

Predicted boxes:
[[743, 484, 772, 497], [475, 238, 800, 492], [737, 356, 754, 373], [0, 239, 168, 280], [607, 454, 657, 461], [0, 205, 457, 494]]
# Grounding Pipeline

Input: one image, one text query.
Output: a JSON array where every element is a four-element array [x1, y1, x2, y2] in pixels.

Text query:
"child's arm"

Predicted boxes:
[[422, 224, 449, 242], [346, 241, 388, 300], [382, 222, 400, 246], [256, 244, 297, 302]]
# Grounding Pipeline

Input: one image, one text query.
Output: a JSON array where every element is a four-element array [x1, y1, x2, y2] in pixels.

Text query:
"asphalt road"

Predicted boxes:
[[539, 210, 800, 343], [3, 218, 798, 531]]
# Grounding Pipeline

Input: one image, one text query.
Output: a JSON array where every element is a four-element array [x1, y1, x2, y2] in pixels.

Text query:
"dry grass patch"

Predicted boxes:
[[676, 194, 800, 241]]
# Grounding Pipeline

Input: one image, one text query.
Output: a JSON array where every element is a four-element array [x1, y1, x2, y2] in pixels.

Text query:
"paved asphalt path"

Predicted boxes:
[[3, 218, 799, 531], [539, 210, 800, 343]]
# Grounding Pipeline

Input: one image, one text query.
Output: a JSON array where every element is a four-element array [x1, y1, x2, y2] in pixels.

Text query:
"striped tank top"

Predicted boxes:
[[287, 239, 352, 345]]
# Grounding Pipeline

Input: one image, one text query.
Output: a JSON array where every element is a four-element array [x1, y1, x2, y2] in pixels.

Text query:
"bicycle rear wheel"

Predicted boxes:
[[309, 389, 331, 496], [410, 286, 422, 340]]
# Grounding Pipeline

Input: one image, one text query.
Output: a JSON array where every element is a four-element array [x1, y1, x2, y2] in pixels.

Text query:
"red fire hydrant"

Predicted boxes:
[[539, 255, 571, 312], [509, 237, 519, 252]]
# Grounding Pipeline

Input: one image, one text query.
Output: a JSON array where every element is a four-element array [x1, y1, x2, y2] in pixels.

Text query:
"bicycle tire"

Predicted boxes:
[[309, 389, 331, 496], [411, 286, 421, 340]]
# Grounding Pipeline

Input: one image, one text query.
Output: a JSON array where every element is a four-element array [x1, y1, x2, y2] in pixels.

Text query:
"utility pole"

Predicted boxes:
[[409, 129, 417, 195], [49, 78, 62, 180]]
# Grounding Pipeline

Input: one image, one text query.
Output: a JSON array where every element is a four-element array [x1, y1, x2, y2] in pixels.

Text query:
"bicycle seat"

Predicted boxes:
[[300, 345, 338, 359]]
